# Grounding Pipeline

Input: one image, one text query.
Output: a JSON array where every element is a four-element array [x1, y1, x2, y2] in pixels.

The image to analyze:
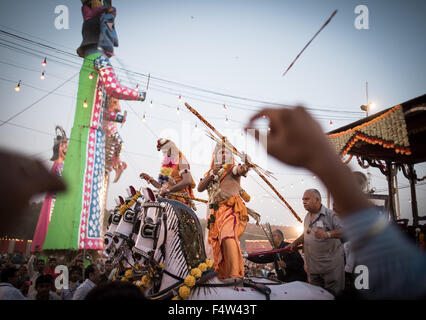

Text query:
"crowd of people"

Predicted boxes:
[[0, 248, 150, 300], [0, 251, 109, 300]]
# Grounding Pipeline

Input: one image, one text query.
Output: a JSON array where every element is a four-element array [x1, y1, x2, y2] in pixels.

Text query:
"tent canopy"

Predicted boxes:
[[327, 94, 426, 164]]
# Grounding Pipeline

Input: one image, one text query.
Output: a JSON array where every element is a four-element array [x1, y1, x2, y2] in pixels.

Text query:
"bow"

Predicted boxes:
[[185, 102, 302, 223]]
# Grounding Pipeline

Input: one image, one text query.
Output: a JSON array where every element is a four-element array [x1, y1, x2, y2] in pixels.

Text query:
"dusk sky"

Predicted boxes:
[[0, 0, 425, 229]]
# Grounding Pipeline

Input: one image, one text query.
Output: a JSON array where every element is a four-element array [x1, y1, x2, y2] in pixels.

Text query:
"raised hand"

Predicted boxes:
[[245, 106, 370, 216], [0, 149, 66, 227], [245, 107, 335, 173]]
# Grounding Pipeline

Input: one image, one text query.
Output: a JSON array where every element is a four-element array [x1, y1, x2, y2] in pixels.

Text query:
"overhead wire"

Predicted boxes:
[[0, 28, 366, 117]]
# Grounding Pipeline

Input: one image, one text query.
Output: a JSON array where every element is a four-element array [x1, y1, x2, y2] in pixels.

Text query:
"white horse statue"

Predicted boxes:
[[104, 187, 152, 268], [106, 187, 333, 300]]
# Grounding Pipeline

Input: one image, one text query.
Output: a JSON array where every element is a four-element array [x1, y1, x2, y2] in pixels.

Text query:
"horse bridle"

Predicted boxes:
[[133, 201, 168, 265]]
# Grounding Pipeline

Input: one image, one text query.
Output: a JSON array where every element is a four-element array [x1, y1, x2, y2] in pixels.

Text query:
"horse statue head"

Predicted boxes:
[[132, 195, 216, 298], [104, 186, 154, 266], [103, 196, 124, 256]]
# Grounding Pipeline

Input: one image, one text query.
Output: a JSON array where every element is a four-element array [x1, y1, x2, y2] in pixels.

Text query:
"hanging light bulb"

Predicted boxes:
[[225, 116, 229, 124], [40, 71, 45, 80], [223, 104, 227, 110], [88, 72, 94, 80], [42, 57, 47, 67], [14, 80, 21, 92], [194, 122, 198, 131], [290, 183, 294, 188], [178, 95, 182, 101], [176, 107, 180, 115], [329, 120, 333, 126], [301, 179, 304, 184], [142, 113, 146, 122], [83, 98, 88, 108], [149, 100, 153, 108], [136, 84, 139, 89]]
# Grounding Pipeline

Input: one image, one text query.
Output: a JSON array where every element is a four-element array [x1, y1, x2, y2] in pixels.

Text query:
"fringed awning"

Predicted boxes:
[[327, 104, 411, 157]]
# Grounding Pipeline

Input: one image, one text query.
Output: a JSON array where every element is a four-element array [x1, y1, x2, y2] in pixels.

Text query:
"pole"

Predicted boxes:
[[408, 164, 419, 226], [394, 169, 401, 219], [386, 161, 397, 221], [327, 189, 331, 208], [366, 82, 369, 105]]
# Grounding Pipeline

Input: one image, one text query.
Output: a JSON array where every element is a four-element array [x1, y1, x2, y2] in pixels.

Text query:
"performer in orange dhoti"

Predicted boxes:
[[198, 138, 251, 280], [140, 138, 196, 209]]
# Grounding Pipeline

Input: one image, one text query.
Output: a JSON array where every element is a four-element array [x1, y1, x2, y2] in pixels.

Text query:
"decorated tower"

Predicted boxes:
[[43, 0, 146, 250]]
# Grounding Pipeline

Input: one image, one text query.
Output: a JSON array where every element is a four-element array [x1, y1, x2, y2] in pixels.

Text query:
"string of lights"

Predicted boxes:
[[0, 72, 79, 127]]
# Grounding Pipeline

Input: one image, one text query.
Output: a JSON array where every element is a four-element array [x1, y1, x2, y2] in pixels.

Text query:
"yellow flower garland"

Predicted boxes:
[[160, 167, 173, 177], [124, 260, 213, 300], [178, 286, 191, 299], [130, 263, 165, 291], [125, 269, 133, 279], [141, 275, 151, 287], [184, 275, 196, 287], [174, 259, 214, 300], [205, 259, 213, 268], [120, 191, 141, 215], [190, 268, 202, 279]]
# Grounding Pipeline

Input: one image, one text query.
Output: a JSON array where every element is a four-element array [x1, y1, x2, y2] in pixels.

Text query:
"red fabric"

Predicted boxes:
[[44, 269, 60, 292], [14, 240, 27, 254], [0, 240, 9, 253], [82, 5, 107, 21], [44, 269, 60, 280]]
